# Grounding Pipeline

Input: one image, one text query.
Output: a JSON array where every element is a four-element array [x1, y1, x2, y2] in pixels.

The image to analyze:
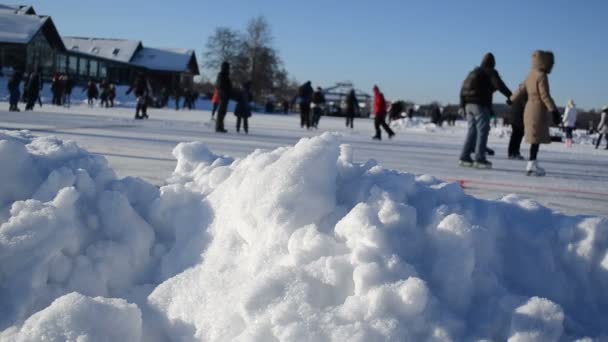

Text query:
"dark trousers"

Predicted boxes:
[[52, 92, 62, 106], [211, 103, 219, 117], [9, 89, 20, 109], [236, 116, 249, 133], [215, 99, 229, 132], [312, 107, 323, 128], [135, 102, 148, 119], [565, 127, 574, 140], [374, 115, 394, 138], [300, 103, 311, 128], [596, 134, 608, 149], [508, 124, 524, 157], [530, 144, 539, 161], [26, 93, 38, 110], [346, 114, 354, 128]]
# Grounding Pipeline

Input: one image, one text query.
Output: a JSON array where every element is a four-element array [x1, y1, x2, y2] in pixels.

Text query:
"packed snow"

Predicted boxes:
[[1, 127, 608, 341]]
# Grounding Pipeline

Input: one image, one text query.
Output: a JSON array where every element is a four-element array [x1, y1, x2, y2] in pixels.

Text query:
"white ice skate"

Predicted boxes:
[[526, 161, 546, 177]]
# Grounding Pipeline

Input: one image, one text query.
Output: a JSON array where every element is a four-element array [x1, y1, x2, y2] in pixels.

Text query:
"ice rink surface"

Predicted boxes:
[[1, 103, 606, 217]]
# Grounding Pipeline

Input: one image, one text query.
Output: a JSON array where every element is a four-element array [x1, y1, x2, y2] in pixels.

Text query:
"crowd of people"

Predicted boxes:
[[4, 55, 608, 171]]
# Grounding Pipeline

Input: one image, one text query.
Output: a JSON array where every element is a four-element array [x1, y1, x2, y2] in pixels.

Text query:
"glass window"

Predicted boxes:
[[89, 60, 98, 78], [68, 56, 78, 74], [56, 54, 67, 73], [99, 62, 107, 78], [79, 57, 88, 76]]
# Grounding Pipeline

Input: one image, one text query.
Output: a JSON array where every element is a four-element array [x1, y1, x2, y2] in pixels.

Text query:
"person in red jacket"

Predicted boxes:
[[211, 88, 219, 120], [372, 85, 395, 140]]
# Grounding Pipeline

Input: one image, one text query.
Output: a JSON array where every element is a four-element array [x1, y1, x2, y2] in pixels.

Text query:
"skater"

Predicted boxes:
[[562, 99, 577, 148], [282, 99, 289, 114], [311, 86, 326, 129], [99, 80, 110, 108], [511, 50, 559, 176], [173, 87, 182, 111], [63, 75, 74, 107], [345, 89, 359, 129], [24, 69, 41, 111], [211, 88, 219, 119], [7, 70, 22, 112], [372, 85, 395, 140], [430, 104, 442, 126], [51, 73, 63, 106], [108, 83, 116, 107], [507, 90, 527, 160], [215, 61, 232, 133], [298, 81, 313, 129], [84, 80, 98, 107], [596, 106, 608, 150], [126, 73, 150, 119], [388, 101, 404, 123], [458, 52, 512, 169], [234, 81, 253, 134]]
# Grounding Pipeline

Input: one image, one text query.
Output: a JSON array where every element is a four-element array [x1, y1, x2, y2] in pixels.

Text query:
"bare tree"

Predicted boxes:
[[203, 17, 295, 101], [203, 27, 243, 73]]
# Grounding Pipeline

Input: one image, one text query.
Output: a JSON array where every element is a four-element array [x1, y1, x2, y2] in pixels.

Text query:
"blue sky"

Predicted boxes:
[[29, 0, 608, 109]]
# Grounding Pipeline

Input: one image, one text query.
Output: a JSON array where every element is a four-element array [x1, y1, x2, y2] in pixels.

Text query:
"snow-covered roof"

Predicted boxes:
[[0, 11, 46, 44], [131, 47, 199, 74], [0, 4, 36, 15], [62, 37, 142, 63]]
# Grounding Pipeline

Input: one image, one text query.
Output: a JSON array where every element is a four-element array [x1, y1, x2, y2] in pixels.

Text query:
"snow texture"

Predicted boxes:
[[1, 130, 607, 341]]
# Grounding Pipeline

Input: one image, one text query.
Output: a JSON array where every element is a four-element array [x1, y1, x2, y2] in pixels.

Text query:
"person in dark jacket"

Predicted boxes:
[[298, 81, 313, 129], [345, 89, 360, 129], [311, 86, 326, 129], [83, 80, 98, 107], [8, 70, 23, 112], [508, 89, 527, 159], [51, 73, 63, 106], [458, 52, 512, 169], [108, 83, 116, 107], [63, 75, 74, 107], [126, 73, 149, 119], [24, 70, 41, 111], [234, 81, 253, 134], [215, 61, 232, 133], [372, 85, 395, 140], [99, 80, 110, 108]]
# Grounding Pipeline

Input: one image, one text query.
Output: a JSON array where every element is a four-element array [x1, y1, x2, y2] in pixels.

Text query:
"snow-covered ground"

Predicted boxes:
[[1, 117, 608, 341]]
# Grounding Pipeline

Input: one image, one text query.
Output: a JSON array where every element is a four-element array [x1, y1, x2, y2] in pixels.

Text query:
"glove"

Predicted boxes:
[[551, 110, 561, 124], [506, 98, 513, 106]]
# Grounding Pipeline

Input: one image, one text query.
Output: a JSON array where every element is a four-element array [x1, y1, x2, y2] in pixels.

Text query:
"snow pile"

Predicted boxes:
[[1, 130, 608, 341]]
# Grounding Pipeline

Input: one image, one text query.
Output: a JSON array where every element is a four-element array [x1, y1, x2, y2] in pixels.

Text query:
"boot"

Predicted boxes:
[[526, 161, 546, 176]]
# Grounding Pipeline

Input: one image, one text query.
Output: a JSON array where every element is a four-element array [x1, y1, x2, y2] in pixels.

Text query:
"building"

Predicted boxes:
[[0, 4, 199, 91], [0, 5, 66, 75]]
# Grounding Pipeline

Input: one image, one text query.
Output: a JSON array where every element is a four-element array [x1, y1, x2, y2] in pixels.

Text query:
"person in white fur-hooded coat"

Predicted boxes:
[[562, 99, 578, 147]]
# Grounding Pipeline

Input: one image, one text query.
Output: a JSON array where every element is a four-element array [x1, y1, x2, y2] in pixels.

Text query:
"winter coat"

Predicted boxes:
[[87, 82, 99, 98], [460, 53, 512, 108], [562, 105, 578, 128], [234, 87, 253, 118], [345, 91, 359, 116], [311, 90, 326, 105], [26, 72, 41, 93], [598, 111, 608, 134], [509, 90, 527, 128], [216, 71, 232, 102], [298, 82, 313, 105], [7, 72, 22, 92], [211, 88, 219, 104], [373, 88, 387, 117], [511, 51, 557, 144]]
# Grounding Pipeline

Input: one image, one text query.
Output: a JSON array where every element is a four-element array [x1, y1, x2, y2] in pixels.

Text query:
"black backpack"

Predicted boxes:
[[460, 67, 486, 98]]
